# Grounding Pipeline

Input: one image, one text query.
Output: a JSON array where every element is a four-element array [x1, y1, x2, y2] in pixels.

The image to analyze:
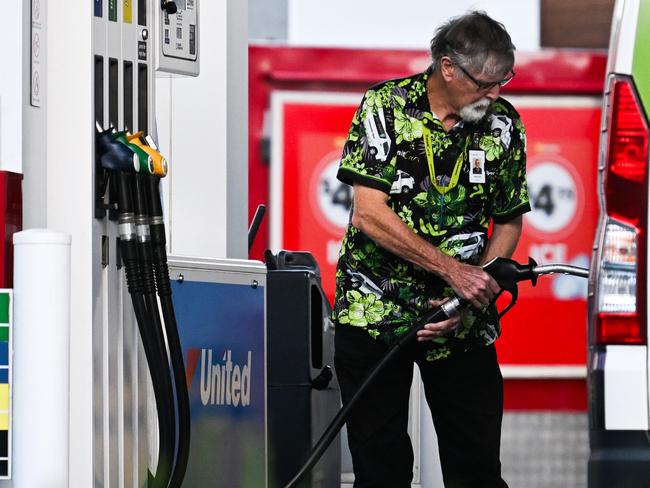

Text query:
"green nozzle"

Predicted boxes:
[[113, 131, 153, 174]]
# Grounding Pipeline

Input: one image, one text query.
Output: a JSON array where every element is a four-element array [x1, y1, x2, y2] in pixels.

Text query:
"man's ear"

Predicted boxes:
[[439, 57, 456, 82]]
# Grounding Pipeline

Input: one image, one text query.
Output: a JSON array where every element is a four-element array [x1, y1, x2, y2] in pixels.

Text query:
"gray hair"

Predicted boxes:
[[429, 11, 515, 78]]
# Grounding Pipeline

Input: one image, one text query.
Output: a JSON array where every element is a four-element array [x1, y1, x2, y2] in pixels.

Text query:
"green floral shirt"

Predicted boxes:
[[333, 67, 530, 361]]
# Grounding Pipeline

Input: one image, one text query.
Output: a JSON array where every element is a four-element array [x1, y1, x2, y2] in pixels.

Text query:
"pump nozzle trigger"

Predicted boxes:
[[482, 256, 539, 318], [489, 288, 516, 318]]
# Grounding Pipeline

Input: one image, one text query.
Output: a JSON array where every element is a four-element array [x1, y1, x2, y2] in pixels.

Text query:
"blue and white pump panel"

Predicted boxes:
[[169, 257, 267, 487]]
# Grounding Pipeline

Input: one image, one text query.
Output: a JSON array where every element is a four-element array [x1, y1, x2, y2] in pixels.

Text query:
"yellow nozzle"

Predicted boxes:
[[127, 132, 168, 177]]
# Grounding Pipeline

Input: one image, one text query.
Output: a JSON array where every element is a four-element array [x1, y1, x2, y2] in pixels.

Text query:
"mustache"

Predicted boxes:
[[468, 98, 492, 110], [459, 98, 493, 122]]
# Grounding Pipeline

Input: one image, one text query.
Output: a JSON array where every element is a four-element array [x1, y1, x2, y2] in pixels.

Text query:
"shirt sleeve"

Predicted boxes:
[[336, 91, 397, 194], [492, 114, 531, 224]]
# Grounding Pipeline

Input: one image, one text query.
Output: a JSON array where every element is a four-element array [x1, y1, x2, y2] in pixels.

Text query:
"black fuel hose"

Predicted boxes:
[[115, 172, 174, 488], [147, 176, 192, 488], [132, 174, 176, 488], [283, 300, 463, 488]]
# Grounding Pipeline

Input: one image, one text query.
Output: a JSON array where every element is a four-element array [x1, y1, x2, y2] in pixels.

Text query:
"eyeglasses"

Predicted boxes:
[[455, 63, 515, 92]]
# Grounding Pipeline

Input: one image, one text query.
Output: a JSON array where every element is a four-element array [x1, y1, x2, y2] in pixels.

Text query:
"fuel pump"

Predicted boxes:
[[283, 257, 590, 488], [96, 126, 190, 488]]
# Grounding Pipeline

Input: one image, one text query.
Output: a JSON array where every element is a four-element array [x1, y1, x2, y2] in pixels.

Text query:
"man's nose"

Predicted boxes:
[[485, 84, 500, 101]]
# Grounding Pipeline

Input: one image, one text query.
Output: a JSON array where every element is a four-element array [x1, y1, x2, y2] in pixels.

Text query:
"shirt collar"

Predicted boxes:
[[416, 65, 465, 131]]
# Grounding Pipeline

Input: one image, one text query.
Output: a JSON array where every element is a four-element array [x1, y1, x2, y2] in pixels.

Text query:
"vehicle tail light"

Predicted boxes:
[[595, 76, 648, 345]]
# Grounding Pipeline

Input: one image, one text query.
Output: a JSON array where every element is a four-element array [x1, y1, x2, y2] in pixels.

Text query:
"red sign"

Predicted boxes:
[[498, 100, 601, 365], [272, 93, 359, 303], [273, 93, 600, 367]]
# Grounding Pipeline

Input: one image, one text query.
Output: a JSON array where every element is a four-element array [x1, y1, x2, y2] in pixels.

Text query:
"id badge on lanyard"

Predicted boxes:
[[469, 149, 486, 184]]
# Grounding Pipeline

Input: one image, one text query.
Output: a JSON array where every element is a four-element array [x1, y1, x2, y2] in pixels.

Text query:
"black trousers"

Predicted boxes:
[[334, 325, 509, 488]]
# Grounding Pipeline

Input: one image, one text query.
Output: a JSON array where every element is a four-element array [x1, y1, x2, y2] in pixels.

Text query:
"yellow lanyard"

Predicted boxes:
[[422, 123, 470, 195]]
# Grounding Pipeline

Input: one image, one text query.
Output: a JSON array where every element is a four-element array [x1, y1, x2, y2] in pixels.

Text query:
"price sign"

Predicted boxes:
[[498, 98, 601, 366], [526, 159, 582, 238], [314, 155, 353, 231]]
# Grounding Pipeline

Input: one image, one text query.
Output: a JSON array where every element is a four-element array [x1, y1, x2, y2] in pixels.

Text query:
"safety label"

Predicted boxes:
[[30, 0, 42, 108]]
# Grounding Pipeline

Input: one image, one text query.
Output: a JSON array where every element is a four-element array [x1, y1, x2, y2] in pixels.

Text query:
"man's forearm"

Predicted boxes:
[[351, 184, 501, 306], [352, 196, 459, 281], [479, 216, 523, 265]]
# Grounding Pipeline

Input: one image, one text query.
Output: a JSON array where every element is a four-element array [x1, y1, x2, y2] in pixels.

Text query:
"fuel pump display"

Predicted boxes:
[[156, 0, 199, 75]]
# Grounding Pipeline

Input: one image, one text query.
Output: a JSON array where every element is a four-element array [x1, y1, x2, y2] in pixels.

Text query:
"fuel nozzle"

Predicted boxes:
[[96, 125, 139, 173], [95, 124, 153, 174], [483, 256, 538, 291], [532, 263, 590, 279], [127, 132, 168, 177], [482, 256, 589, 318], [96, 124, 167, 177], [113, 131, 155, 174], [482, 257, 538, 317]]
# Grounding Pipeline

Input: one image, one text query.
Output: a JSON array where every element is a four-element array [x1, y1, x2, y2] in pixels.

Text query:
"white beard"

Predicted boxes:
[[459, 98, 492, 122]]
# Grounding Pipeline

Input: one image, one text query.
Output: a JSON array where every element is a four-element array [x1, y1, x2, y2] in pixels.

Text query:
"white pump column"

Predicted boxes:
[[12, 230, 71, 488], [20, 1, 94, 487]]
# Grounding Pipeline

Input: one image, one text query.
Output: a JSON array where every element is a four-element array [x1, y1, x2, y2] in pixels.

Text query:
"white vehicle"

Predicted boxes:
[[390, 170, 415, 194], [488, 113, 513, 149], [442, 232, 485, 261], [363, 107, 391, 162], [587, 1, 650, 485]]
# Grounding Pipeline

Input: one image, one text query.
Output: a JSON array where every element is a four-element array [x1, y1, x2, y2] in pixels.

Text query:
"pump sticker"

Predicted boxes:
[[138, 41, 147, 61], [123, 0, 132, 24], [196, 349, 253, 407], [94, 0, 102, 17], [108, 0, 117, 21], [0, 291, 12, 479]]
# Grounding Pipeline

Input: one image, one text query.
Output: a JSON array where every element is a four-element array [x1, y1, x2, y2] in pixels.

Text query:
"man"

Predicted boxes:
[[333, 11, 529, 488]]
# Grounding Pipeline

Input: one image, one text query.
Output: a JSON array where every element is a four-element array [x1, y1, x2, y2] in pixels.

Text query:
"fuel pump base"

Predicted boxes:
[[266, 252, 340, 488]]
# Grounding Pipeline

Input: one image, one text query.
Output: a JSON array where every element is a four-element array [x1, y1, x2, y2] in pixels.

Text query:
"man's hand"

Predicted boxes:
[[444, 261, 501, 309], [416, 299, 461, 341]]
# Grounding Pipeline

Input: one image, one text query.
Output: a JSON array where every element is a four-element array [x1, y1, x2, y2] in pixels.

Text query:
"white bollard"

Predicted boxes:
[[12, 229, 71, 487]]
